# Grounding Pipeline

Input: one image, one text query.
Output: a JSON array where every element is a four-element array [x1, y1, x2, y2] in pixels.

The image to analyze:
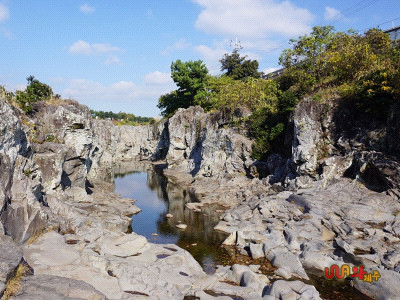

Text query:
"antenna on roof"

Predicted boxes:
[[230, 37, 243, 51]]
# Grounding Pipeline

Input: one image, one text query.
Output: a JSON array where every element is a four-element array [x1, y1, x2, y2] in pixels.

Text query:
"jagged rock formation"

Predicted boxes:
[[0, 99, 46, 244], [1, 93, 400, 299], [165, 106, 253, 178]]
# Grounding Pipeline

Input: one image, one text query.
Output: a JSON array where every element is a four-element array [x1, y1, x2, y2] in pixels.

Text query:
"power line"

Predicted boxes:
[[358, 16, 400, 33], [341, 0, 381, 18], [339, 0, 378, 15], [328, 0, 381, 25], [376, 17, 400, 28]]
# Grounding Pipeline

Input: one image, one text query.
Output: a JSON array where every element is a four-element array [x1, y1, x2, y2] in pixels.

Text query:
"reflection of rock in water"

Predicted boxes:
[[146, 168, 169, 200], [113, 160, 153, 179], [115, 164, 228, 274], [149, 170, 228, 273]]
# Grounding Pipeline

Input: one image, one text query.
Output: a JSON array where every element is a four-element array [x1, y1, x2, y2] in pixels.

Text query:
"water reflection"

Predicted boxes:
[[114, 164, 228, 273]]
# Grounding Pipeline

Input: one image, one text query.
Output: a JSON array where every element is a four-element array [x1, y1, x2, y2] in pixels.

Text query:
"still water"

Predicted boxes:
[[113, 165, 228, 273]]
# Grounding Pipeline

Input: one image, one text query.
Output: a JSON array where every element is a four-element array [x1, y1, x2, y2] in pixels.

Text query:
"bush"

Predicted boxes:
[[16, 76, 53, 113], [195, 77, 279, 113], [249, 108, 288, 160]]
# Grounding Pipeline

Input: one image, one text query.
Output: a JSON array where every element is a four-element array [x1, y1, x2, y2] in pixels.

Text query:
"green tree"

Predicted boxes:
[[158, 60, 209, 117], [324, 28, 400, 119], [220, 49, 260, 80], [157, 90, 182, 117], [279, 26, 336, 89], [16, 76, 53, 113]]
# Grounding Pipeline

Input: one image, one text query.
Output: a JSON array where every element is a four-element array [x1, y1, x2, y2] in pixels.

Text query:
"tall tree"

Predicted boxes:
[[158, 60, 209, 117], [220, 49, 260, 80]]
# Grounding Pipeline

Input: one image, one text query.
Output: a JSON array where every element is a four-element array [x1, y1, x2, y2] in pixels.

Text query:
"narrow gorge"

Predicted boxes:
[[1, 95, 400, 300]]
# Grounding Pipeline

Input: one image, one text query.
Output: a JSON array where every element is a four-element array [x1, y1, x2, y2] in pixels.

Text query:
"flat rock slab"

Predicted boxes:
[[98, 233, 148, 257], [107, 243, 207, 299], [12, 275, 106, 300], [24, 231, 80, 268], [23, 231, 124, 299], [0, 234, 23, 294]]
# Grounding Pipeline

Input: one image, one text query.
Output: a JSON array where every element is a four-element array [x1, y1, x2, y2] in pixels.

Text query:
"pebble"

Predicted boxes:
[[176, 224, 187, 229], [166, 213, 173, 218]]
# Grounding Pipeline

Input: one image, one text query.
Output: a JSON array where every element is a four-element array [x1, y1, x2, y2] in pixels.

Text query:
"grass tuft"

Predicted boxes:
[[3, 262, 31, 299]]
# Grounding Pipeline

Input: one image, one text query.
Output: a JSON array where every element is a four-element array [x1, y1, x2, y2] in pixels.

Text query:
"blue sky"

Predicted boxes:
[[1, 0, 399, 116]]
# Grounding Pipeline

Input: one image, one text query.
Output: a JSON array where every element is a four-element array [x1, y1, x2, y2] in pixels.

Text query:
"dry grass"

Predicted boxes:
[[26, 228, 45, 245], [26, 225, 59, 245], [2, 262, 31, 299]]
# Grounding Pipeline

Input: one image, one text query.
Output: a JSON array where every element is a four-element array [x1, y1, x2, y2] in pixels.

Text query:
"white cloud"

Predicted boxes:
[[80, 4, 95, 14], [193, 0, 314, 39], [0, 3, 9, 22], [195, 44, 227, 61], [92, 43, 123, 53], [69, 40, 124, 55], [243, 40, 282, 53], [144, 71, 172, 85], [69, 40, 92, 54], [161, 38, 192, 55], [63, 72, 176, 107], [324, 7, 343, 21], [4, 83, 26, 92], [63, 79, 139, 103], [105, 55, 122, 65], [111, 81, 137, 93], [194, 42, 262, 74], [194, 44, 228, 74]]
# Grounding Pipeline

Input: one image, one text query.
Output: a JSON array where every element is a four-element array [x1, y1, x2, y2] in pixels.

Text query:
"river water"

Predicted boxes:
[[113, 164, 374, 299], [113, 165, 229, 274]]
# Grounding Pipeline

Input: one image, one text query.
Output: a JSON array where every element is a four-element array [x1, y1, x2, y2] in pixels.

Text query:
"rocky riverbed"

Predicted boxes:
[[1, 96, 400, 299]]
